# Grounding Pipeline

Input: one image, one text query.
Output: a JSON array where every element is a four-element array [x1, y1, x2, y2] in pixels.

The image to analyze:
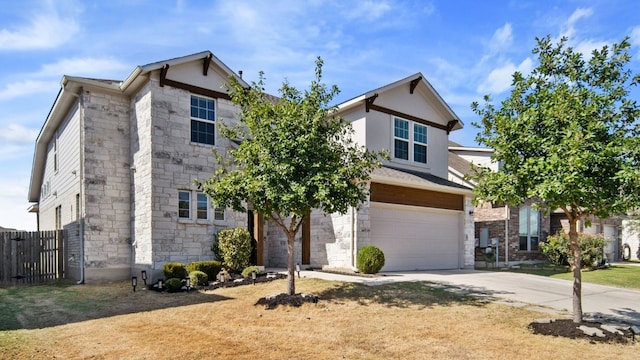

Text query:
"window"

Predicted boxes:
[[393, 117, 427, 163], [519, 206, 539, 251], [53, 135, 59, 172], [214, 207, 225, 221], [75, 194, 80, 221], [178, 191, 191, 219], [179, 190, 226, 222], [55, 205, 62, 230], [413, 123, 427, 163], [394, 118, 409, 160], [190, 95, 215, 145], [196, 193, 208, 220]]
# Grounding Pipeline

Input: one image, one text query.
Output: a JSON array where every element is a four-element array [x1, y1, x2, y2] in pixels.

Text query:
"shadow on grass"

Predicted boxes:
[[315, 280, 502, 310], [0, 281, 232, 331]]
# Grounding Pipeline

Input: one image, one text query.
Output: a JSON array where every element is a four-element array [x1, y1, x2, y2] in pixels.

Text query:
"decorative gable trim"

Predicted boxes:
[[409, 76, 422, 94], [365, 94, 456, 133], [159, 63, 231, 100]]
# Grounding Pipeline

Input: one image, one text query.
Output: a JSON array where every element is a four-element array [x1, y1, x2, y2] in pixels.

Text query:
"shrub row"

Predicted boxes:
[[540, 232, 606, 268]]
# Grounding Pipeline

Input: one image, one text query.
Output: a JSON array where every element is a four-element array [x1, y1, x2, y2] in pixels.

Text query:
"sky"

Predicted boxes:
[[1, 0, 639, 231]]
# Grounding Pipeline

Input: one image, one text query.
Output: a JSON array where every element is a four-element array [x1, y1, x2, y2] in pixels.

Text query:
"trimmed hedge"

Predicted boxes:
[[187, 260, 222, 281], [165, 278, 184, 293], [540, 232, 606, 268], [357, 245, 385, 274], [163, 262, 187, 280], [189, 271, 209, 286], [218, 228, 253, 272], [241, 266, 262, 278]]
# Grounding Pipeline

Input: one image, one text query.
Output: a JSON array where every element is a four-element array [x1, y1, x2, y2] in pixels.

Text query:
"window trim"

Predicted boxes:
[[519, 206, 540, 251], [178, 191, 191, 219], [393, 117, 428, 164], [190, 94, 216, 146], [178, 190, 226, 223]]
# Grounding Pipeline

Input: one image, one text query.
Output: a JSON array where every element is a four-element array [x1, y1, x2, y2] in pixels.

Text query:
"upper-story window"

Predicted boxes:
[[519, 206, 540, 251], [190, 95, 215, 145], [393, 117, 427, 163]]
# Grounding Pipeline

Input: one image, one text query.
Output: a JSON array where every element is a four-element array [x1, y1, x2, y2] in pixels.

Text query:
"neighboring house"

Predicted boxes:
[[621, 218, 640, 261], [28, 51, 475, 283], [448, 142, 622, 266], [0, 226, 17, 232]]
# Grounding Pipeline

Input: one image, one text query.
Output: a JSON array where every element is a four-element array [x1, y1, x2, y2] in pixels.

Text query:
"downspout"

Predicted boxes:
[[350, 206, 355, 269], [77, 89, 85, 284], [504, 205, 509, 267]]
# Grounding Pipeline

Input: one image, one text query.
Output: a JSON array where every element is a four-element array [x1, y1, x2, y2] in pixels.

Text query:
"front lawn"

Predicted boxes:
[[483, 264, 640, 290], [1, 278, 638, 359]]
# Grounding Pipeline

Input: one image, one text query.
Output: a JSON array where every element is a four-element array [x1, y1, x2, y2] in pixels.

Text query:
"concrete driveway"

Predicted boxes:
[[297, 268, 640, 325]]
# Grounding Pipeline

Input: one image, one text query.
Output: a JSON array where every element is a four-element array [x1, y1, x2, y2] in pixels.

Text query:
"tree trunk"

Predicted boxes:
[[568, 218, 583, 323], [286, 230, 296, 296]]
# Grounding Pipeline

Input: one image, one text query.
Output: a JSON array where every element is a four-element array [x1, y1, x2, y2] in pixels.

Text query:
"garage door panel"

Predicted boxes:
[[370, 203, 460, 271]]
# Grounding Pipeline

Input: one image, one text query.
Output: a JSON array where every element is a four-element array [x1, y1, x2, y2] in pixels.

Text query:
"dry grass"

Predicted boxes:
[[1, 278, 638, 359]]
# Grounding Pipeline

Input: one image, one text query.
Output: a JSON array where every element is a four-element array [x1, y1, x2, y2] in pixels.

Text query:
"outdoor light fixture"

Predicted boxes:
[[296, 263, 301, 278], [132, 276, 137, 292], [184, 276, 190, 292], [251, 271, 256, 285], [220, 274, 225, 283], [141, 270, 147, 285], [158, 279, 163, 290]]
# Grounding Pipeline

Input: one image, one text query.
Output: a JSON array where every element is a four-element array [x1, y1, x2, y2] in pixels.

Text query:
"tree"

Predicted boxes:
[[198, 57, 385, 296], [470, 36, 640, 323]]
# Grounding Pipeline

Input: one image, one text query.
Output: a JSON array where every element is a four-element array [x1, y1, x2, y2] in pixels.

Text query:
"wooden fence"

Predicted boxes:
[[0, 231, 65, 285]]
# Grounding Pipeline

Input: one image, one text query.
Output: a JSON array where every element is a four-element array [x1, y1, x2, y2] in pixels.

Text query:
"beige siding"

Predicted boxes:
[[38, 103, 81, 231]]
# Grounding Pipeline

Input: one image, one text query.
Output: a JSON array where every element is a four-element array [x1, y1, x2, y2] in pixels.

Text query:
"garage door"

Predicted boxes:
[[369, 203, 460, 271]]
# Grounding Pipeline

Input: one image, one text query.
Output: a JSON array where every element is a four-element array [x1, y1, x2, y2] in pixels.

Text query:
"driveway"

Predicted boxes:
[[297, 268, 640, 325]]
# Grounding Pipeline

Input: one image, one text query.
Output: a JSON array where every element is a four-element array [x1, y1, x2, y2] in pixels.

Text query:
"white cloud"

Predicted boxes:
[[36, 57, 129, 78], [345, 0, 392, 20], [490, 23, 513, 53], [558, 7, 593, 41], [477, 58, 533, 95], [0, 177, 36, 231], [0, 80, 59, 100], [0, 124, 39, 144], [0, 12, 79, 50]]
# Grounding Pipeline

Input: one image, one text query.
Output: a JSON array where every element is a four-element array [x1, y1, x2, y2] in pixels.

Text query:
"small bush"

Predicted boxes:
[[189, 271, 208, 286], [241, 266, 262, 278], [218, 228, 253, 272], [165, 278, 184, 293], [357, 245, 385, 274], [187, 260, 222, 281], [540, 232, 606, 268], [163, 262, 188, 280]]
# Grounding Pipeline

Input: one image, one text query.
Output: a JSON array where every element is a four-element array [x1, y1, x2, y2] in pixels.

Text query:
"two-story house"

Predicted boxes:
[[28, 51, 474, 283], [448, 142, 622, 266]]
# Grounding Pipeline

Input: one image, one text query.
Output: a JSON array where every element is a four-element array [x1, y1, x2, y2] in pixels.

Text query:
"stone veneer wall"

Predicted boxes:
[[81, 89, 132, 282], [132, 78, 245, 279], [264, 206, 369, 269]]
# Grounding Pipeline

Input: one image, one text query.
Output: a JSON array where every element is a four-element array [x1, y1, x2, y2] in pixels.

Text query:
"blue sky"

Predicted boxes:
[[1, 0, 639, 230]]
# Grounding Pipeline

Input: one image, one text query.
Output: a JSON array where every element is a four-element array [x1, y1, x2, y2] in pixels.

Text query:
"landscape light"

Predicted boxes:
[[141, 270, 147, 285], [131, 276, 137, 292]]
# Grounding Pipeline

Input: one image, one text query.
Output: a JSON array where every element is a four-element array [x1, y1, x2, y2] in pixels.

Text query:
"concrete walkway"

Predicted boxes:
[[292, 267, 640, 325]]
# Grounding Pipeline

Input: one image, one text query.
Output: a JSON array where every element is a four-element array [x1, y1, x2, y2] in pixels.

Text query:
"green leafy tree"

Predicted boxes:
[[470, 36, 640, 323], [198, 57, 385, 295]]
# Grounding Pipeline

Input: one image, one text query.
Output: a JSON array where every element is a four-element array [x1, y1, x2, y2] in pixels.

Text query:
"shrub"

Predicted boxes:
[[217, 228, 253, 272], [163, 262, 188, 280], [189, 271, 208, 286], [241, 266, 262, 278], [540, 232, 606, 268], [165, 278, 184, 293], [211, 233, 223, 261], [357, 245, 385, 274], [186, 260, 222, 281]]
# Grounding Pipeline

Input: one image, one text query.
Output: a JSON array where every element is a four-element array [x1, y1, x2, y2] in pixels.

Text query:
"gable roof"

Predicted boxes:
[[28, 51, 245, 202], [336, 73, 463, 131]]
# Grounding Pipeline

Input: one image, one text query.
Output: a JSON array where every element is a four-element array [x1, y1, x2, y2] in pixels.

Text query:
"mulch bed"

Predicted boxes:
[[198, 273, 287, 291], [529, 319, 636, 344]]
